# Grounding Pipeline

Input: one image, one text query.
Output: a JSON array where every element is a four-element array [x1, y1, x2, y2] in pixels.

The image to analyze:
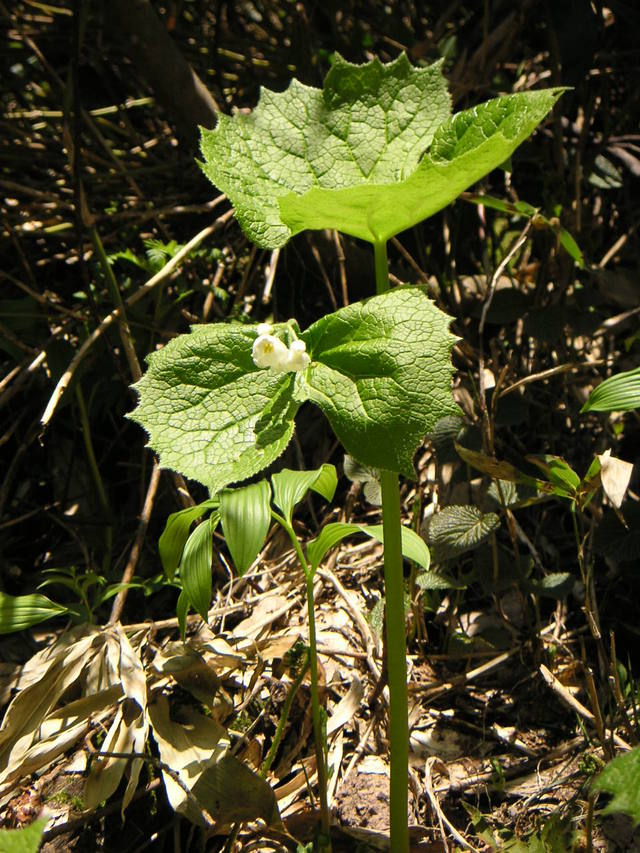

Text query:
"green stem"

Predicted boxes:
[[374, 240, 409, 853], [260, 650, 310, 778], [272, 512, 332, 850], [75, 383, 112, 573]]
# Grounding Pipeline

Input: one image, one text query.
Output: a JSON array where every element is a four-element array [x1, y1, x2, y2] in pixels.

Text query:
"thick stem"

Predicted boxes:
[[374, 240, 409, 853], [380, 469, 409, 851]]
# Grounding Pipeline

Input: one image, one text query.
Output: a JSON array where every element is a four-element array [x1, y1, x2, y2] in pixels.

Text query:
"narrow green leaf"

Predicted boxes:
[[558, 227, 585, 267], [0, 592, 68, 635], [307, 521, 430, 574], [0, 818, 47, 853], [159, 499, 219, 580], [424, 505, 500, 562], [176, 589, 189, 641], [527, 455, 580, 493], [220, 480, 272, 574], [302, 287, 458, 476], [128, 322, 300, 493], [271, 464, 337, 524], [581, 366, 640, 413], [180, 519, 213, 620], [592, 747, 640, 825]]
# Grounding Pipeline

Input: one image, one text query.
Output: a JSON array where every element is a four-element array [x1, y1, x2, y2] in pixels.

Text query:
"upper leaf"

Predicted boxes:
[[200, 53, 563, 247], [128, 323, 300, 493], [200, 53, 451, 247]]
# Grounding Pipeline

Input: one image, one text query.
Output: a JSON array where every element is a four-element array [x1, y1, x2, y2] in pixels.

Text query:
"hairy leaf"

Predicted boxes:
[[128, 323, 299, 493], [130, 289, 457, 490], [201, 53, 563, 247], [200, 53, 451, 247], [301, 287, 458, 476], [424, 505, 500, 562]]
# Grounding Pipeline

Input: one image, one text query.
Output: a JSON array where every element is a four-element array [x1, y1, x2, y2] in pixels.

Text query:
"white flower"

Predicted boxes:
[[252, 334, 290, 370], [286, 339, 310, 371], [256, 322, 273, 336], [252, 332, 310, 373]]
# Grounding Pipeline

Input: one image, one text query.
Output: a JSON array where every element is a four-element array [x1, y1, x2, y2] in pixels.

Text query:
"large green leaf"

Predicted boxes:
[[200, 53, 563, 247], [271, 464, 338, 524], [130, 288, 457, 491], [0, 591, 68, 635], [301, 286, 458, 476], [220, 480, 272, 574], [200, 53, 451, 248], [129, 322, 300, 493], [592, 747, 640, 825]]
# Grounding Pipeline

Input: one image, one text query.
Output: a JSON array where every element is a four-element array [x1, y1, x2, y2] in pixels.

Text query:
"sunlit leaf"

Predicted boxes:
[[424, 505, 500, 562], [593, 747, 640, 825], [220, 480, 272, 574], [0, 592, 68, 635], [180, 518, 213, 620], [582, 366, 640, 413], [271, 464, 338, 524], [159, 499, 219, 580], [200, 53, 562, 247], [0, 819, 47, 853], [307, 521, 430, 573]]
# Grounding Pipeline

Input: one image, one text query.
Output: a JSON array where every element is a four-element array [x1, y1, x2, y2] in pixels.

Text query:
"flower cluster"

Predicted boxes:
[[252, 323, 310, 373]]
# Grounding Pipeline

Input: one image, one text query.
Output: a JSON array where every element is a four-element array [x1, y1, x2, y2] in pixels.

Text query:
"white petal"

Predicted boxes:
[[252, 334, 289, 369]]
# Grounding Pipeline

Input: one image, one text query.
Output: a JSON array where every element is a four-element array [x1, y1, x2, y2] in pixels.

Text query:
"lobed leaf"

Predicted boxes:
[[201, 53, 562, 247], [200, 53, 451, 247], [130, 288, 458, 490], [128, 323, 299, 494], [302, 286, 458, 476], [281, 89, 565, 244]]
